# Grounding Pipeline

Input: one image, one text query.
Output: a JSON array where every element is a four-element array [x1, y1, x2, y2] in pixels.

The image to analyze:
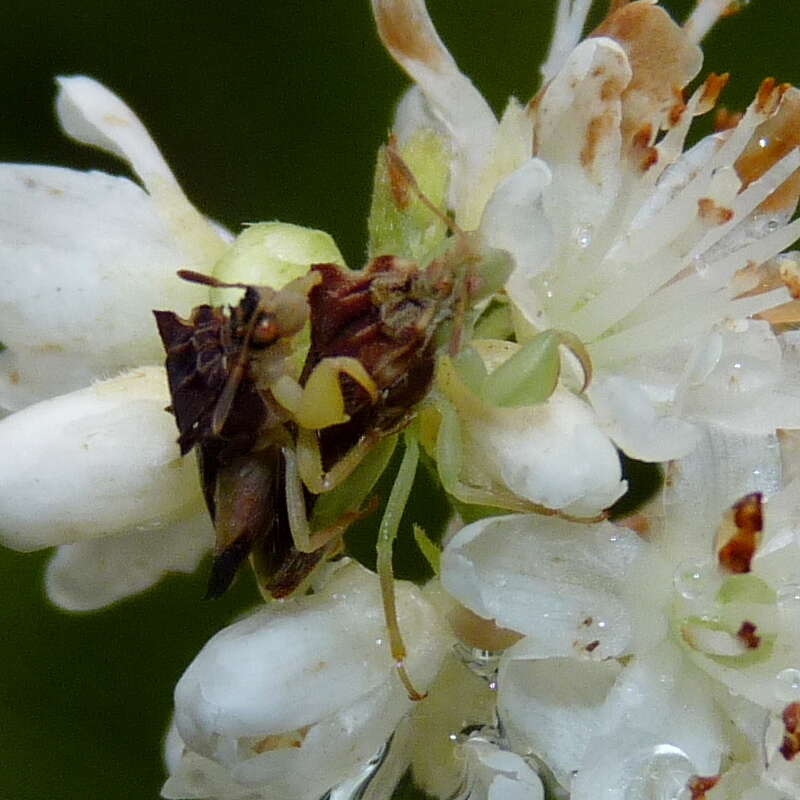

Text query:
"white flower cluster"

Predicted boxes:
[[3, 1, 800, 799]]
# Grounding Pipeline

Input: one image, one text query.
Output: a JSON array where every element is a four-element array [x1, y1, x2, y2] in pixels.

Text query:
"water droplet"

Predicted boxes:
[[624, 744, 694, 800], [778, 584, 800, 607], [691, 253, 708, 277], [673, 561, 719, 601], [767, 219, 780, 232], [453, 643, 501, 683], [375, 637, 384, 646], [775, 668, 800, 702], [574, 224, 593, 249], [758, 136, 769, 149]]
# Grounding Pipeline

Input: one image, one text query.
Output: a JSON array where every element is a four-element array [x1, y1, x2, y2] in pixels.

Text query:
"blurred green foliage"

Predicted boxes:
[[0, 1, 797, 798]]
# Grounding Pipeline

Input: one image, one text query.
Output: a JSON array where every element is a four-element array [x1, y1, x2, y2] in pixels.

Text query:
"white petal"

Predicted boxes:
[[372, 0, 497, 214], [678, 320, 800, 434], [588, 374, 700, 461], [463, 387, 626, 515], [461, 739, 545, 800], [174, 563, 449, 750], [228, 681, 406, 800], [499, 656, 622, 785], [164, 716, 186, 778], [408, 655, 497, 798], [0, 164, 208, 409], [569, 645, 726, 799], [45, 512, 213, 611], [660, 422, 782, 565], [55, 76, 225, 265], [392, 86, 448, 145], [163, 751, 252, 800], [441, 514, 647, 659], [480, 157, 554, 283], [0, 367, 203, 551], [534, 38, 630, 256]]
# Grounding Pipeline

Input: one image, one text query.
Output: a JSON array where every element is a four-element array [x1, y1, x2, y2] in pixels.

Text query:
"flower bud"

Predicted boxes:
[[0, 366, 203, 551]]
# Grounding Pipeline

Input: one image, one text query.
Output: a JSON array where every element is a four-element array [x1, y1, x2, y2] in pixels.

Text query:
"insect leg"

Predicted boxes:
[[280, 445, 356, 554], [375, 429, 426, 701]]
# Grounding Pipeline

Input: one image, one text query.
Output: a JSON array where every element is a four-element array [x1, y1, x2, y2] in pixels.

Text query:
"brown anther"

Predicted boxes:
[[688, 774, 720, 799], [668, 88, 687, 127], [585, 640, 600, 653], [698, 73, 730, 115], [755, 78, 789, 116], [736, 620, 761, 649], [697, 197, 734, 226], [780, 702, 800, 760], [736, 86, 800, 215], [714, 107, 743, 132], [722, 0, 745, 17], [717, 492, 763, 574]]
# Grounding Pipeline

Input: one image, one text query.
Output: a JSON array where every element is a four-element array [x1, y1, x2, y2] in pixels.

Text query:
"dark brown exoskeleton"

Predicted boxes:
[[154, 242, 464, 603], [154, 270, 325, 599]]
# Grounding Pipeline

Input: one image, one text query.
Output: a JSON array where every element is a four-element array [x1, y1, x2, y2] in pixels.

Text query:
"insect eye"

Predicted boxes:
[[251, 314, 280, 346]]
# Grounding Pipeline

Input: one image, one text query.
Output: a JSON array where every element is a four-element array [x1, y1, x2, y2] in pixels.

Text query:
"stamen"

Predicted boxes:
[[540, 0, 594, 84], [683, 0, 730, 45]]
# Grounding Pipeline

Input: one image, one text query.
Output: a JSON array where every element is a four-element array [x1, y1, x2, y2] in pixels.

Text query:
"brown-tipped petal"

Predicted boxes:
[[736, 86, 800, 217], [372, 0, 450, 72], [372, 0, 497, 213], [591, 1, 703, 147]]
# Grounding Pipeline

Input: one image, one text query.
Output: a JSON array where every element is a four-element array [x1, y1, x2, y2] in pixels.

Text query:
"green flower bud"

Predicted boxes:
[[368, 130, 450, 262], [211, 221, 345, 305]]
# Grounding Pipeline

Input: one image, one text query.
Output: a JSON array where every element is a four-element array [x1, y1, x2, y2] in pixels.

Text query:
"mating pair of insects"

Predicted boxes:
[[155, 149, 483, 699]]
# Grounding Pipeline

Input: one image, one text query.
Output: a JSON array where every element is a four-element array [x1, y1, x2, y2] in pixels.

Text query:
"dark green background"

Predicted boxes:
[[0, 2, 795, 798]]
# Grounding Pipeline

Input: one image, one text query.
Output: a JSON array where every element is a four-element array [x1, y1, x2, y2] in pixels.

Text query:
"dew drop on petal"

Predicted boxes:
[[454, 642, 501, 683], [774, 669, 800, 703], [758, 137, 769, 149], [624, 744, 694, 800], [673, 561, 720, 601], [573, 224, 593, 249], [692, 253, 709, 278], [777, 584, 800, 608]]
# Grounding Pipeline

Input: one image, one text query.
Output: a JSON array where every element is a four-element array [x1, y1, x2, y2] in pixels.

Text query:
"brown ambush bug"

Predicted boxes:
[[155, 145, 492, 698]]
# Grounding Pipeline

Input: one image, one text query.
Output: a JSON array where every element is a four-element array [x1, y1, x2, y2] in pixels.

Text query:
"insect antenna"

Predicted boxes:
[[385, 139, 478, 357], [384, 137, 464, 238], [177, 269, 252, 291]]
